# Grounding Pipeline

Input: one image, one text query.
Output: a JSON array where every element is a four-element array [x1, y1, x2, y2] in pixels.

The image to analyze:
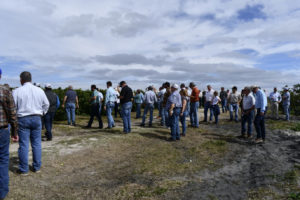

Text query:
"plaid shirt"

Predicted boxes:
[[0, 85, 17, 136]]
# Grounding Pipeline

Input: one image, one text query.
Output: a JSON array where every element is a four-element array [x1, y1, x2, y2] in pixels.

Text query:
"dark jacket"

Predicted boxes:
[[45, 89, 58, 113]]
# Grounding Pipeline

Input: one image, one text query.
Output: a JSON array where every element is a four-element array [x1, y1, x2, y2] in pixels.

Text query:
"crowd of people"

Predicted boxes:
[[0, 69, 292, 200]]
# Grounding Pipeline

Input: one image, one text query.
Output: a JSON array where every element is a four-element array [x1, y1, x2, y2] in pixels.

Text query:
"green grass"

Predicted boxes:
[[291, 123, 300, 131]]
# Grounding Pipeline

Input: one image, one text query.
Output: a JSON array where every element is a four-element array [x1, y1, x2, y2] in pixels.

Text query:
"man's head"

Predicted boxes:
[[68, 85, 73, 90], [91, 84, 97, 91], [119, 81, 126, 88], [221, 87, 224, 91], [106, 81, 112, 88], [180, 83, 185, 89], [45, 83, 52, 90], [148, 86, 153, 91], [244, 87, 251, 96], [137, 89, 141, 94], [164, 82, 170, 88], [232, 86, 237, 93], [207, 85, 212, 91], [283, 87, 289, 92], [20, 71, 32, 85], [171, 84, 179, 92], [251, 85, 259, 93], [274, 87, 277, 92], [189, 82, 195, 89]]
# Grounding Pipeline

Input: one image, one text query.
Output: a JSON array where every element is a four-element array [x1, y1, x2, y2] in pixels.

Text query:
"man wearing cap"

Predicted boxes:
[[241, 87, 255, 138], [62, 86, 79, 126], [0, 68, 18, 199], [104, 81, 117, 129], [13, 71, 49, 175], [204, 85, 214, 122], [44, 84, 59, 141], [252, 85, 268, 144], [282, 87, 290, 121], [119, 81, 133, 134], [85, 85, 103, 129], [269, 87, 281, 120], [141, 86, 157, 127], [166, 84, 182, 141], [189, 82, 200, 127], [228, 86, 241, 122]]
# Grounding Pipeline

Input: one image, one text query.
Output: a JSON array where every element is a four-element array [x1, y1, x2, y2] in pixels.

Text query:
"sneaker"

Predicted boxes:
[[17, 170, 28, 176], [255, 138, 263, 144], [247, 135, 253, 139]]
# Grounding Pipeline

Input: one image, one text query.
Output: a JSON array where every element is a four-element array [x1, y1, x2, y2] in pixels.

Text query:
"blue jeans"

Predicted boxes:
[[158, 101, 162, 117], [136, 103, 142, 118], [190, 102, 199, 127], [221, 99, 227, 113], [0, 128, 10, 199], [44, 112, 55, 140], [121, 102, 132, 133], [241, 110, 254, 135], [204, 102, 213, 122], [142, 103, 154, 125], [18, 115, 42, 172], [283, 104, 290, 121], [114, 102, 121, 118], [106, 102, 115, 128], [229, 103, 239, 121], [88, 104, 103, 128], [66, 103, 76, 125], [170, 108, 181, 140], [180, 110, 187, 135], [213, 105, 220, 124], [254, 109, 266, 140], [161, 107, 167, 126]]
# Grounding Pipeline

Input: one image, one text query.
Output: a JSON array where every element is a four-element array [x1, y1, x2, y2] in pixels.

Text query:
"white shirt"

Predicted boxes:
[[97, 91, 104, 102], [13, 82, 50, 117], [206, 89, 215, 102], [212, 96, 221, 105], [144, 90, 157, 104], [269, 92, 281, 102], [243, 93, 256, 110]]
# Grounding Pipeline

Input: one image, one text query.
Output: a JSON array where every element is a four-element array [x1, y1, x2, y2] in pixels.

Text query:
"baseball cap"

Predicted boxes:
[[171, 84, 179, 89], [45, 83, 52, 89]]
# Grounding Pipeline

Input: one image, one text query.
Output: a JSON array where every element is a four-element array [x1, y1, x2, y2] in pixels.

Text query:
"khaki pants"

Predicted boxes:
[[271, 101, 279, 119]]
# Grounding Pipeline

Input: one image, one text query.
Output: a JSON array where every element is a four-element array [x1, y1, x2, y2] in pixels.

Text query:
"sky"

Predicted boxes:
[[1, 0, 300, 91]]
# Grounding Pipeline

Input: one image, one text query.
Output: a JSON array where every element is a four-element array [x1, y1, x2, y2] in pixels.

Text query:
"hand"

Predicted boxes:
[[260, 112, 264, 116], [104, 106, 106, 111], [11, 135, 19, 142], [76, 104, 79, 109], [169, 111, 173, 116], [180, 112, 183, 117], [62, 104, 65, 108]]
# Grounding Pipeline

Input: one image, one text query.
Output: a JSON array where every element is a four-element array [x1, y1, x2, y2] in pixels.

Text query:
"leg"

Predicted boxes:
[[98, 104, 103, 128], [241, 114, 246, 135], [71, 103, 76, 125], [0, 129, 10, 199], [149, 104, 154, 125], [204, 102, 208, 122], [248, 111, 254, 136], [254, 113, 262, 139], [195, 102, 199, 127], [87, 105, 96, 127], [175, 109, 181, 140], [141, 104, 149, 125], [229, 104, 233, 120], [106, 104, 113, 128], [235, 104, 239, 122], [170, 113, 176, 140], [190, 103, 195, 126], [30, 116, 42, 171], [275, 103, 279, 119], [66, 106, 71, 125], [260, 114, 266, 140], [209, 105, 214, 121], [18, 117, 30, 172], [161, 107, 165, 126]]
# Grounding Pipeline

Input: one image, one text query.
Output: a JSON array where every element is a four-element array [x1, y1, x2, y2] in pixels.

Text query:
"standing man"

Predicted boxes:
[[241, 87, 256, 138], [228, 86, 241, 122], [119, 81, 133, 134], [189, 82, 200, 127], [141, 86, 157, 127], [220, 87, 228, 113], [282, 87, 291, 121], [44, 84, 58, 141], [162, 82, 171, 127], [157, 86, 165, 119], [269, 87, 281, 120], [0, 68, 18, 199], [203, 85, 214, 122], [252, 86, 267, 144], [13, 71, 49, 175], [134, 90, 144, 119], [104, 81, 117, 129], [166, 84, 182, 141], [86, 85, 103, 129], [62, 86, 79, 126]]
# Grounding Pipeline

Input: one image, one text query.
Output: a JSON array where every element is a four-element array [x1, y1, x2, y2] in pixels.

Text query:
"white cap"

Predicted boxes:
[[45, 83, 52, 89], [171, 84, 179, 89], [283, 87, 289, 90]]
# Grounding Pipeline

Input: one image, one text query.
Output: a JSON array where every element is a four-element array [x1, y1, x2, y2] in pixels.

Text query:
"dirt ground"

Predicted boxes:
[[5, 109, 300, 200]]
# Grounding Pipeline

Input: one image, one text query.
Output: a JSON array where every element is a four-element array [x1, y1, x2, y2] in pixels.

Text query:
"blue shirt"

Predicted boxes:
[[134, 93, 144, 104], [65, 89, 77, 104], [254, 89, 267, 112], [143, 90, 157, 104], [166, 90, 182, 110], [91, 90, 98, 104], [105, 87, 117, 104], [282, 92, 290, 105]]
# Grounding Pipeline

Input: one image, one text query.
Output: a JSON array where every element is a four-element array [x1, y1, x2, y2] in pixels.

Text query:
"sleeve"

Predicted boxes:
[[6, 90, 18, 137], [261, 93, 267, 112], [42, 92, 50, 115]]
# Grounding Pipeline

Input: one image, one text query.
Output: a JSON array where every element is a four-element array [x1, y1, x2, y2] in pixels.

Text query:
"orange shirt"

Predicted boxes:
[[191, 87, 200, 102]]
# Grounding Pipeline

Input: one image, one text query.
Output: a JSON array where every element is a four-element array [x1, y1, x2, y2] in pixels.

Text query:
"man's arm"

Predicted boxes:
[[6, 90, 18, 141], [62, 96, 67, 108], [75, 96, 79, 108], [42, 92, 50, 115]]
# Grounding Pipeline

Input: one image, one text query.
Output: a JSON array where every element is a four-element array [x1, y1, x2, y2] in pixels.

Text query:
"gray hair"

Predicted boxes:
[[68, 85, 73, 90]]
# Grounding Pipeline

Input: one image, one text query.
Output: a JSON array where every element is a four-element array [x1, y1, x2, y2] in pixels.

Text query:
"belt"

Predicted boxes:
[[19, 114, 42, 118]]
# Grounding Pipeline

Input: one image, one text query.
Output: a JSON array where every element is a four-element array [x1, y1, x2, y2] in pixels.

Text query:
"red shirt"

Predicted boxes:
[[191, 87, 200, 102]]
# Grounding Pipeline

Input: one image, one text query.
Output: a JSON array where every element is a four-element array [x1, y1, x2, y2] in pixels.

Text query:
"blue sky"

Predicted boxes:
[[0, 0, 300, 91]]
